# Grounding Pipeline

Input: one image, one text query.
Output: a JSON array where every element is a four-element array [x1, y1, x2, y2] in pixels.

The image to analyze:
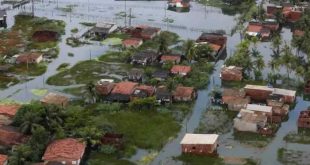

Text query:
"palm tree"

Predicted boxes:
[[20, 112, 42, 134], [280, 43, 296, 80], [42, 105, 64, 133], [271, 35, 282, 58], [183, 39, 196, 62], [75, 126, 103, 148], [158, 34, 169, 54], [84, 81, 97, 104]]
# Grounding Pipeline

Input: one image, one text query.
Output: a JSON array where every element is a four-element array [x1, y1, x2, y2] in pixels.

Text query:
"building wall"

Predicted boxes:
[[181, 143, 217, 155], [245, 89, 272, 101], [298, 119, 310, 128], [234, 118, 258, 133]]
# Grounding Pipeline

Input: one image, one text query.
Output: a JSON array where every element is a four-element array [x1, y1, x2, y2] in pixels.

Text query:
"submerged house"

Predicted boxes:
[[122, 38, 143, 48], [196, 33, 227, 61], [222, 88, 250, 111], [96, 82, 115, 96], [0, 10, 7, 27], [131, 50, 159, 66], [234, 109, 268, 133], [16, 52, 43, 64], [245, 22, 271, 40], [173, 86, 197, 102], [246, 104, 273, 118], [168, 0, 190, 9], [108, 82, 138, 102], [298, 111, 310, 129], [305, 80, 310, 94], [125, 25, 161, 40], [40, 93, 69, 107], [0, 104, 21, 125], [131, 85, 155, 99], [152, 70, 170, 81], [160, 54, 182, 64], [220, 66, 243, 81], [88, 22, 118, 39], [42, 138, 86, 165], [180, 133, 219, 155]]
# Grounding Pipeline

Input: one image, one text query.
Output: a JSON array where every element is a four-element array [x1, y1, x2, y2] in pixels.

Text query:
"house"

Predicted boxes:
[[273, 88, 296, 104], [293, 29, 304, 37], [160, 55, 182, 64], [122, 38, 143, 48], [298, 111, 310, 129], [32, 30, 59, 42], [220, 66, 243, 81], [222, 88, 250, 111], [168, 0, 190, 9], [304, 80, 310, 94], [108, 82, 138, 102], [234, 109, 268, 133], [131, 50, 159, 65], [0, 125, 27, 147], [180, 133, 219, 155], [170, 65, 191, 77], [266, 5, 282, 17], [88, 22, 118, 39], [0, 104, 21, 125], [0, 154, 8, 165], [267, 94, 289, 119], [245, 22, 272, 40], [128, 68, 144, 82], [0, 10, 7, 27], [95, 82, 115, 96], [131, 85, 155, 99], [152, 70, 169, 81], [40, 93, 69, 107], [285, 10, 302, 23], [173, 86, 197, 102], [42, 138, 86, 165], [101, 133, 124, 150], [16, 52, 43, 64], [196, 33, 227, 60], [244, 85, 274, 101], [263, 19, 280, 32], [246, 104, 273, 118], [156, 86, 172, 104], [125, 26, 161, 40]]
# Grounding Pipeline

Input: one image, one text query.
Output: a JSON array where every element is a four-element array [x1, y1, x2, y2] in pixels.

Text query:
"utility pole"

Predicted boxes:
[[31, 0, 34, 17], [129, 8, 132, 27], [124, 0, 127, 27]]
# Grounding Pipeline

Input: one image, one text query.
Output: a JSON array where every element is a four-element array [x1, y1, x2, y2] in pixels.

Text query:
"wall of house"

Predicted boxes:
[[181, 144, 216, 155], [234, 118, 258, 133], [245, 89, 272, 101], [298, 119, 310, 128]]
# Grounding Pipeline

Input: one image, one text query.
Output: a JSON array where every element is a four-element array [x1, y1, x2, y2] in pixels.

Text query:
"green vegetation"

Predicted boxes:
[[30, 88, 48, 96], [10, 63, 47, 77], [277, 148, 310, 165], [98, 51, 131, 63], [88, 153, 135, 165], [102, 38, 123, 46], [63, 86, 85, 96], [80, 22, 96, 27], [56, 63, 70, 71], [284, 130, 310, 144], [233, 131, 272, 148], [176, 154, 224, 165], [0, 75, 19, 89], [71, 28, 78, 33]]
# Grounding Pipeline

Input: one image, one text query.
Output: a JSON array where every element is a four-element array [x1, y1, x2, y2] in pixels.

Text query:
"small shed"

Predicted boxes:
[[131, 50, 159, 66], [180, 133, 219, 155], [234, 109, 268, 133], [173, 86, 197, 102], [88, 22, 118, 39], [16, 52, 43, 64], [40, 93, 69, 107]]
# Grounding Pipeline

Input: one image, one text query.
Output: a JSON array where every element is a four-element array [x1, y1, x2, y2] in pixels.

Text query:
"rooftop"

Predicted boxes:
[[16, 52, 42, 63], [273, 88, 296, 97], [181, 133, 219, 145], [0, 104, 21, 117], [238, 109, 268, 123], [161, 55, 181, 61], [246, 104, 273, 113], [122, 38, 143, 46], [111, 82, 138, 95], [43, 138, 86, 161], [0, 154, 8, 165], [174, 86, 195, 97], [170, 65, 191, 74], [244, 85, 274, 92], [40, 93, 69, 106]]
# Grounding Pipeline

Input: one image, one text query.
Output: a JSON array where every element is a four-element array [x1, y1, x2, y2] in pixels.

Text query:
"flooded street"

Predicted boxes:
[[1, 0, 310, 165]]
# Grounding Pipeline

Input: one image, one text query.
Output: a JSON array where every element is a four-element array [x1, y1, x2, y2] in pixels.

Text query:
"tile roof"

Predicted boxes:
[[209, 43, 222, 52], [0, 104, 21, 118], [42, 138, 86, 161], [135, 85, 155, 96], [181, 134, 219, 145], [40, 93, 69, 106], [247, 24, 263, 33], [161, 55, 181, 62], [0, 125, 26, 146], [96, 82, 115, 95], [246, 104, 273, 113], [122, 38, 143, 47], [111, 82, 138, 95], [173, 86, 195, 98], [293, 30, 304, 37], [170, 65, 191, 74], [16, 52, 42, 63], [0, 154, 8, 165]]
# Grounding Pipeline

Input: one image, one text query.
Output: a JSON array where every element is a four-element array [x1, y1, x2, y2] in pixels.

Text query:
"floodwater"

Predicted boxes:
[[0, 0, 309, 165]]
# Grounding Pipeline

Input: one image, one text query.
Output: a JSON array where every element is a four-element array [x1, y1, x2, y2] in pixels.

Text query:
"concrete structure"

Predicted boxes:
[[88, 22, 118, 39], [181, 134, 219, 155], [234, 109, 268, 133], [298, 111, 310, 129], [40, 93, 69, 107], [220, 66, 243, 81], [173, 86, 197, 102], [246, 104, 273, 118]]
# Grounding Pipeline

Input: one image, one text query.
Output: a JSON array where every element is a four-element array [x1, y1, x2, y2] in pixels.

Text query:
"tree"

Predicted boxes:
[[20, 112, 42, 134], [183, 39, 196, 62], [9, 144, 33, 165], [84, 81, 98, 104], [75, 126, 103, 147], [195, 44, 213, 60], [129, 97, 157, 110], [280, 43, 297, 80], [271, 35, 282, 58], [157, 34, 169, 54]]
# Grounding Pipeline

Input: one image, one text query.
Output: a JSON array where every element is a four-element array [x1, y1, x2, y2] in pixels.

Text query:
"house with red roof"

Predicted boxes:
[[293, 29, 304, 37], [160, 55, 181, 64], [132, 85, 155, 100], [0, 104, 21, 125], [246, 22, 272, 40], [0, 125, 27, 147], [125, 26, 161, 40], [42, 138, 86, 165], [107, 81, 138, 102], [0, 154, 8, 165], [122, 38, 143, 48], [16, 52, 43, 64], [170, 65, 191, 77], [41, 93, 69, 107], [96, 82, 115, 96], [196, 33, 227, 61], [285, 10, 302, 23], [173, 86, 197, 102]]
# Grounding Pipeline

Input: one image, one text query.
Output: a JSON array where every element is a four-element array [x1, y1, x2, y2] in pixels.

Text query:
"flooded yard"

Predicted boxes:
[[0, 0, 310, 165]]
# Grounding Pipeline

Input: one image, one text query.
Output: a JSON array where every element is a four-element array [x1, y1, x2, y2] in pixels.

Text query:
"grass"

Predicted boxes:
[[63, 86, 85, 96], [0, 75, 19, 89], [88, 153, 135, 165], [30, 88, 48, 96], [47, 60, 128, 86], [10, 63, 47, 77], [102, 38, 123, 46], [284, 130, 310, 144], [175, 154, 224, 165], [277, 148, 309, 165], [57, 63, 70, 71], [80, 22, 96, 27], [98, 51, 129, 63], [104, 110, 180, 150], [233, 131, 272, 148]]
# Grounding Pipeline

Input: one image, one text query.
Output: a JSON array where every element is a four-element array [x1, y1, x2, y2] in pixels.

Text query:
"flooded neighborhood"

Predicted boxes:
[[0, 0, 310, 165]]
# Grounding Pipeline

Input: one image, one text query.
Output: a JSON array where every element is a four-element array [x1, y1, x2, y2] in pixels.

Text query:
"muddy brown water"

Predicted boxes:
[[0, 1, 309, 165]]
